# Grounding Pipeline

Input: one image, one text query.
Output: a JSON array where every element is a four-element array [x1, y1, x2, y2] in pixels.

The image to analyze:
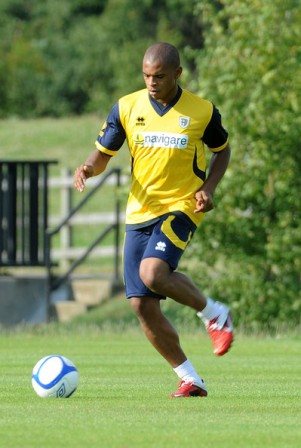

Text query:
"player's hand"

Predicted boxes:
[[73, 164, 94, 192], [194, 189, 214, 213]]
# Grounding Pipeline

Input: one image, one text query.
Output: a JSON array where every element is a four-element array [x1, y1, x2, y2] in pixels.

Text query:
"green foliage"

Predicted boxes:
[[1, 0, 300, 329], [187, 0, 301, 329], [0, 0, 203, 117]]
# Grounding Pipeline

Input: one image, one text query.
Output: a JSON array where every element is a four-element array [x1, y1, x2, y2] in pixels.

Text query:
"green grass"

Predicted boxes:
[[0, 115, 129, 172], [0, 115, 99, 169], [0, 319, 300, 448]]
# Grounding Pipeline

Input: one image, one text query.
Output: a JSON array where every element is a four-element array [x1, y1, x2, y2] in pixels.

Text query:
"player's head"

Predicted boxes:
[[142, 42, 182, 105], [144, 42, 181, 70]]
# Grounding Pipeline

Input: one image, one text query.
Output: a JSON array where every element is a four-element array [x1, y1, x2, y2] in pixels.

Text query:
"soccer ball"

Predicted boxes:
[[32, 355, 79, 398]]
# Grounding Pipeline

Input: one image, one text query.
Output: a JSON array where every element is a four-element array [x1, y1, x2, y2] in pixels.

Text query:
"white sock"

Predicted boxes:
[[197, 297, 220, 321], [173, 359, 206, 389]]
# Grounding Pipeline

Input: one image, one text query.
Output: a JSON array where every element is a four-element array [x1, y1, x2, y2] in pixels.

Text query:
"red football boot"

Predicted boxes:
[[198, 303, 234, 356], [170, 380, 208, 398]]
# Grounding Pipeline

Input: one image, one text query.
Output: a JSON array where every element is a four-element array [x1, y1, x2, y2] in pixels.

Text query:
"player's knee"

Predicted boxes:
[[139, 261, 165, 293]]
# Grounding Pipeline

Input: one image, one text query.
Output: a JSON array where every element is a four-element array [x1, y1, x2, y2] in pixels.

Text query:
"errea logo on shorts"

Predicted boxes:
[[133, 132, 188, 149], [155, 241, 166, 252]]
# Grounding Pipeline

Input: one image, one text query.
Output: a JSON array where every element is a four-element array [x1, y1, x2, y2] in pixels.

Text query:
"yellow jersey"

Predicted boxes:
[[95, 87, 229, 227]]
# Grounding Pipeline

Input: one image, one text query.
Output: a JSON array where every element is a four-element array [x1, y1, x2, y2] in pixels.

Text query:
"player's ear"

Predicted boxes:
[[175, 66, 182, 79]]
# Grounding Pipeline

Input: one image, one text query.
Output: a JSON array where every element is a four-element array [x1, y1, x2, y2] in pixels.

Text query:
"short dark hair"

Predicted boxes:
[[143, 42, 181, 69]]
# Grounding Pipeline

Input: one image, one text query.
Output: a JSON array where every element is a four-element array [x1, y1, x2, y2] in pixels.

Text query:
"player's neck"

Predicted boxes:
[[158, 85, 180, 107], [150, 86, 182, 109]]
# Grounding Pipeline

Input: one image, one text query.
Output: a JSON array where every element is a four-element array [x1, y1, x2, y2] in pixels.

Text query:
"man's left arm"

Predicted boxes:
[[194, 143, 231, 213]]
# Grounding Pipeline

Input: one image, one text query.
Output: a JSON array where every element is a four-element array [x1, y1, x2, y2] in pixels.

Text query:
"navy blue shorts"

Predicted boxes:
[[123, 213, 196, 299]]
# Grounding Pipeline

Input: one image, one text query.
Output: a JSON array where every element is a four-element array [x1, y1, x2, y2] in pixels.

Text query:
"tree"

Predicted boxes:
[[183, 0, 301, 329], [0, 0, 204, 117]]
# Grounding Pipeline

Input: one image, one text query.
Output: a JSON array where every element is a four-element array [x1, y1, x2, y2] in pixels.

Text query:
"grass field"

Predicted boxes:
[[0, 316, 300, 448], [0, 115, 128, 172]]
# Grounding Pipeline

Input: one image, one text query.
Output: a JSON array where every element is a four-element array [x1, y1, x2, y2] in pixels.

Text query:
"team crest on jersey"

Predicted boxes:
[[179, 116, 190, 128]]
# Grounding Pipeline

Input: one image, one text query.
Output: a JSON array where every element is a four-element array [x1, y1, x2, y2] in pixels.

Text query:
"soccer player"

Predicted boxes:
[[74, 42, 233, 398]]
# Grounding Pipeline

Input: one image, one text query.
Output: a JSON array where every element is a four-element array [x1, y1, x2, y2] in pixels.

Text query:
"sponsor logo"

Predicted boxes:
[[132, 132, 188, 149], [155, 241, 166, 252], [133, 133, 145, 145], [179, 116, 190, 128]]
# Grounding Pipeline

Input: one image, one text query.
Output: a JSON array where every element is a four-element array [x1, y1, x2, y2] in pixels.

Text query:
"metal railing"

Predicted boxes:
[[0, 160, 57, 266], [45, 167, 122, 319]]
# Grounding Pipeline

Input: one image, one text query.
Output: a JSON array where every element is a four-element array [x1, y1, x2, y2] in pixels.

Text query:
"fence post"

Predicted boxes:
[[113, 168, 121, 290], [60, 167, 73, 268]]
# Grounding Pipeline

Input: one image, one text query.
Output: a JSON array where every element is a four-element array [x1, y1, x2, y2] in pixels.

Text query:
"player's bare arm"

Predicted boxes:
[[74, 150, 111, 192], [194, 144, 231, 213]]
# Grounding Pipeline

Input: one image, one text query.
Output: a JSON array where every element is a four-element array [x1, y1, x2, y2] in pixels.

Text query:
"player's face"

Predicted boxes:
[[143, 59, 182, 106]]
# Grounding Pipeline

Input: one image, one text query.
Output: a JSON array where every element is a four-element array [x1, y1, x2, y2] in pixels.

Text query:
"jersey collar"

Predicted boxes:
[[149, 86, 182, 116]]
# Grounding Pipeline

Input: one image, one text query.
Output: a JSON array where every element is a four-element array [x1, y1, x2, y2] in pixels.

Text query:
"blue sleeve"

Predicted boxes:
[[202, 104, 229, 149], [96, 102, 126, 152]]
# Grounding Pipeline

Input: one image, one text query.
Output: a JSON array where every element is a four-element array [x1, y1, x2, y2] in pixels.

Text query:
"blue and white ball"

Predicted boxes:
[[32, 355, 79, 398]]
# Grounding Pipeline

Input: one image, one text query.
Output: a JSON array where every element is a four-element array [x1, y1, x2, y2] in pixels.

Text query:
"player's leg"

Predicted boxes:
[[139, 256, 207, 310], [140, 257, 233, 356], [129, 295, 207, 397], [129, 296, 185, 367], [139, 214, 234, 356], [123, 226, 207, 397]]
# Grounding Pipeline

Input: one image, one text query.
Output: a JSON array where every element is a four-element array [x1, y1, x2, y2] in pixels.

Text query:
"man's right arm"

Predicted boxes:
[[73, 150, 111, 192], [74, 102, 125, 193]]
